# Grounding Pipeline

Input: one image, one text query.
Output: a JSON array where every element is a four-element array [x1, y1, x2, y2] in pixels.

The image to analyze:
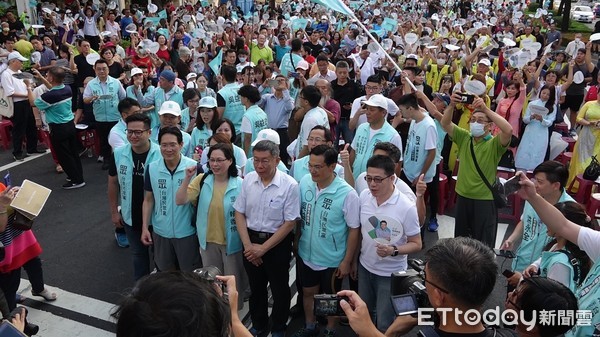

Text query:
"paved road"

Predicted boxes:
[[0, 148, 516, 337]]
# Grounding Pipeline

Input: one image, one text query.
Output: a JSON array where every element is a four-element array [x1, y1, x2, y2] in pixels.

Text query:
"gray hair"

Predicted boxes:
[[253, 140, 280, 158], [179, 46, 192, 57]]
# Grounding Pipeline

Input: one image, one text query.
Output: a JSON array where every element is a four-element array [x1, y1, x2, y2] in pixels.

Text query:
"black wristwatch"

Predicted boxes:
[[392, 246, 399, 257]]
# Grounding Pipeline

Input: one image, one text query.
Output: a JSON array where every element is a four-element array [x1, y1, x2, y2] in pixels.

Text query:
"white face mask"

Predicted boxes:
[[437, 59, 446, 66], [575, 38, 581, 43], [470, 122, 486, 137]]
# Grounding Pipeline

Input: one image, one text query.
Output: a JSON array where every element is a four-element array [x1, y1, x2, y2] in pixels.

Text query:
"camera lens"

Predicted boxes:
[[193, 266, 222, 282]]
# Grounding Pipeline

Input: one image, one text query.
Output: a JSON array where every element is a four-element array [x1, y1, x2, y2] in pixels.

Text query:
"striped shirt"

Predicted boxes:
[[34, 84, 73, 124]]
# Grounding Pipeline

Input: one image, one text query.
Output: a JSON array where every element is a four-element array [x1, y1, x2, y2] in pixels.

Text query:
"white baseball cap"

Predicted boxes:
[[7, 51, 27, 62], [158, 101, 181, 116], [186, 72, 197, 81], [252, 129, 280, 146], [479, 58, 491, 67], [361, 94, 388, 110], [296, 60, 310, 71], [199, 96, 217, 108], [130, 67, 143, 77]]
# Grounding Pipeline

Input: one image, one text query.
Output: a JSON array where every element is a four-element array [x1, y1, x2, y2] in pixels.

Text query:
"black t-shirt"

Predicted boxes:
[[303, 41, 323, 58], [8, 20, 25, 33], [108, 62, 124, 80], [0, 32, 17, 45], [331, 79, 363, 119], [74, 54, 95, 88], [109, 148, 150, 230]]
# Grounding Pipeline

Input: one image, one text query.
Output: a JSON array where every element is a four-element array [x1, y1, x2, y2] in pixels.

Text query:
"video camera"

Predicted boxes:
[[391, 259, 431, 309]]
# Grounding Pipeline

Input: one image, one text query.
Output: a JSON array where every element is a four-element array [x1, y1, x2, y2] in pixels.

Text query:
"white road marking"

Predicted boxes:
[[23, 306, 114, 337], [0, 151, 49, 172]]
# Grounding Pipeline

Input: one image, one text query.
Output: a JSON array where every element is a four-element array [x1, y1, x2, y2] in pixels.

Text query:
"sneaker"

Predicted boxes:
[[292, 327, 318, 337], [27, 148, 46, 154], [115, 232, 130, 248], [323, 329, 336, 337], [31, 288, 57, 301], [97, 155, 104, 163], [13, 153, 28, 161], [428, 218, 439, 232], [62, 181, 86, 190]]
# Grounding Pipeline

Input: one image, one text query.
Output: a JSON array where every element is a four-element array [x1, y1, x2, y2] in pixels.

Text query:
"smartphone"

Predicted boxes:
[[502, 269, 515, 278], [390, 294, 419, 316], [3, 173, 10, 187], [0, 322, 27, 337], [458, 92, 475, 104], [494, 249, 516, 259], [290, 71, 300, 79], [313, 294, 348, 317], [504, 175, 520, 195]]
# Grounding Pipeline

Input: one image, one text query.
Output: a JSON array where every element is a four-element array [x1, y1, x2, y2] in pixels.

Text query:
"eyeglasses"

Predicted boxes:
[[469, 117, 490, 123], [188, 99, 200, 103], [364, 174, 393, 184], [423, 270, 450, 294], [209, 158, 229, 164], [365, 85, 380, 91], [254, 158, 273, 165], [308, 163, 326, 171], [307, 137, 325, 143], [126, 129, 149, 136]]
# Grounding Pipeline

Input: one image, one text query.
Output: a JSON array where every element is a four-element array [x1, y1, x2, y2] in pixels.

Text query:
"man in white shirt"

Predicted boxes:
[[353, 45, 375, 85], [565, 33, 585, 57], [0, 51, 41, 161], [307, 55, 337, 85], [349, 75, 399, 130], [234, 140, 300, 337], [296, 85, 329, 158]]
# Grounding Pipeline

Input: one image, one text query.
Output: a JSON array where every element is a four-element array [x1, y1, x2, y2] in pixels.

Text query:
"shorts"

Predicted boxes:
[[298, 258, 342, 293], [560, 94, 584, 112]]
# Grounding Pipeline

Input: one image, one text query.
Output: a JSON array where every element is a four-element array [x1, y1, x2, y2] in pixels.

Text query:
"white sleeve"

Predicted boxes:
[[355, 172, 367, 195], [349, 97, 362, 118], [0, 73, 15, 96], [547, 262, 573, 289], [240, 116, 252, 134], [387, 98, 399, 117], [425, 124, 437, 150], [530, 257, 542, 269], [83, 83, 93, 99], [578, 226, 600, 262], [108, 130, 126, 150], [395, 177, 417, 202], [390, 134, 403, 160], [342, 190, 361, 229]]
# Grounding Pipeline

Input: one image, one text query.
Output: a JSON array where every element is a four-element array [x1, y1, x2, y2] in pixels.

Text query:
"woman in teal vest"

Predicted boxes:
[[190, 96, 219, 161], [181, 88, 200, 133], [523, 201, 592, 293], [175, 142, 246, 308], [200, 119, 248, 174]]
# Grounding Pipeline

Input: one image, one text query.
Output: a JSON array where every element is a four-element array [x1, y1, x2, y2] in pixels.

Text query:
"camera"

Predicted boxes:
[[391, 259, 431, 309], [9, 307, 39, 337], [458, 92, 475, 104], [313, 294, 349, 317], [193, 266, 226, 296]]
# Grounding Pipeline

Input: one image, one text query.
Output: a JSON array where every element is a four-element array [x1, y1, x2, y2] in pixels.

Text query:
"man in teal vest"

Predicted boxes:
[[217, 65, 244, 144], [349, 94, 403, 180], [150, 101, 192, 157], [239, 84, 268, 156], [108, 113, 162, 280], [141, 126, 201, 272], [501, 161, 573, 288], [149, 69, 184, 129], [83, 59, 126, 169], [295, 145, 360, 337]]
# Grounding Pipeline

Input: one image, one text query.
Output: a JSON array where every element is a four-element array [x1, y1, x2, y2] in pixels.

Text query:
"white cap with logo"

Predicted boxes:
[[361, 94, 388, 110], [252, 129, 280, 146], [158, 101, 182, 116]]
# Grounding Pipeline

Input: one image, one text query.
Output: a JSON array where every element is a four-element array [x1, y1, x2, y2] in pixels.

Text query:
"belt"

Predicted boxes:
[[248, 229, 274, 240]]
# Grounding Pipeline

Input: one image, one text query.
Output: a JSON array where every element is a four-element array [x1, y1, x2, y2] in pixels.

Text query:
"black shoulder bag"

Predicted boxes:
[[583, 155, 600, 181], [469, 139, 508, 208]]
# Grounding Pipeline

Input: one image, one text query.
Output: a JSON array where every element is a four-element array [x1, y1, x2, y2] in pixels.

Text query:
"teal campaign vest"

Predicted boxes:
[[241, 105, 268, 152], [352, 122, 399, 180], [218, 83, 244, 134], [88, 77, 122, 122], [512, 190, 574, 272], [539, 250, 578, 293], [565, 260, 600, 337], [190, 125, 212, 150], [148, 156, 198, 238], [180, 107, 191, 132], [196, 175, 243, 254], [292, 156, 344, 183], [114, 142, 162, 225], [154, 86, 184, 129], [298, 175, 354, 267], [150, 125, 193, 158]]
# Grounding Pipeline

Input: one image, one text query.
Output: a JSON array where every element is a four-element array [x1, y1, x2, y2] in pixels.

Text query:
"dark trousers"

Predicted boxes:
[[11, 100, 38, 156], [124, 224, 151, 281], [68, 84, 78, 112], [454, 195, 498, 248], [49, 122, 85, 184], [243, 232, 292, 332], [23, 256, 45, 294], [0, 268, 21, 311], [95, 121, 118, 161], [275, 127, 291, 166], [427, 164, 441, 218], [336, 119, 354, 149]]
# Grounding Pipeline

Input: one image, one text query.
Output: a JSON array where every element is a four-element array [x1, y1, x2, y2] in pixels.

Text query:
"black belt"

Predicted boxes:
[[248, 229, 274, 240]]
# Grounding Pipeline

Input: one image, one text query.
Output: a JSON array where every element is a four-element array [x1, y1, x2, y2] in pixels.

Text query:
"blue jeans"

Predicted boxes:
[[124, 225, 151, 281], [358, 263, 394, 332]]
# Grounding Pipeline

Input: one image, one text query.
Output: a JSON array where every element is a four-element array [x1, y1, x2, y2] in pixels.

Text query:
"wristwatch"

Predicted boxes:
[[392, 246, 399, 257]]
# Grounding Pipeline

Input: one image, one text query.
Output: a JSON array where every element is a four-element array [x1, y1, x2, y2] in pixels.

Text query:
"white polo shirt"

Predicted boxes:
[[234, 170, 300, 233], [0, 68, 28, 102], [350, 95, 399, 128], [359, 186, 420, 276]]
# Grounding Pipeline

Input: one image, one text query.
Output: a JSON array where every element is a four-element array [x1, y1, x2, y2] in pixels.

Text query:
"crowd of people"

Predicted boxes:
[[0, 0, 600, 336]]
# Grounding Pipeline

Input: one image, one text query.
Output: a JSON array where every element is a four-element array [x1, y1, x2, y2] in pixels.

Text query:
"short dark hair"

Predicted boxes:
[[310, 145, 338, 166], [291, 38, 303, 52], [212, 119, 236, 143], [47, 66, 66, 83], [225, 48, 236, 56], [426, 237, 497, 308], [373, 142, 402, 164], [253, 140, 280, 158], [183, 88, 200, 103], [316, 54, 328, 63], [366, 74, 382, 85], [532, 161, 568, 190], [158, 126, 183, 144], [309, 125, 333, 142], [366, 155, 395, 176], [208, 143, 238, 178], [29, 35, 41, 42], [221, 65, 237, 82], [396, 93, 419, 110], [94, 59, 109, 68], [118, 97, 141, 114], [125, 113, 151, 129], [112, 271, 231, 337], [238, 85, 261, 104], [300, 85, 322, 107]]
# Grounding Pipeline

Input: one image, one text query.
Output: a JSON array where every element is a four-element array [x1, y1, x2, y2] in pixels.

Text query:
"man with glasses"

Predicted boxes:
[[109, 114, 161, 280], [356, 155, 421, 331], [440, 94, 513, 248], [83, 59, 126, 169], [290, 126, 347, 183], [293, 145, 360, 337], [234, 140, 300, 337], [349, 75, 399, 131]]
